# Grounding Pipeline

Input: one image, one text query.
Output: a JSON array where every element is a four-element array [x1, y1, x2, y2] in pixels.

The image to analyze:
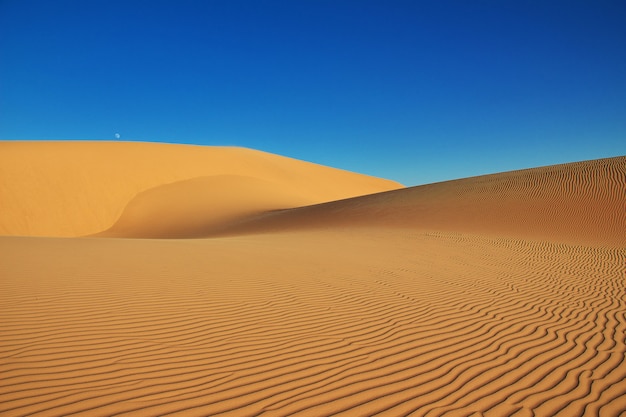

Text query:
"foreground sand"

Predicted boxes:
[[1, 146, 625, 416]]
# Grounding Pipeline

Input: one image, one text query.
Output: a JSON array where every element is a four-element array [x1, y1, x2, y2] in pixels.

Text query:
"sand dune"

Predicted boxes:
[[200, 156, 626, 247], [1, 143, 624, 416], [0, 141, 401, 237], [96, 175, 314, 238]]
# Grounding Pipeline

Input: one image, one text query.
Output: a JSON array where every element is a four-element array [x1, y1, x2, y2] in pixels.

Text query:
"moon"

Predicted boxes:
[[115, 133, 120, 139]]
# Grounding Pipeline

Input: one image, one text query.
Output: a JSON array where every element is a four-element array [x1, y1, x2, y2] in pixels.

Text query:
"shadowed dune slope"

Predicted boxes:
[[97, 175, 314, 239], [0, 141, 402, 237], [204, 156, 626, 247]]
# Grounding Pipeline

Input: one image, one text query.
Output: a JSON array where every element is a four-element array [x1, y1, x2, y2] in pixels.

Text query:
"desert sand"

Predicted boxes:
[[0, 141, 401, 238], [0, 141, 624, 416]]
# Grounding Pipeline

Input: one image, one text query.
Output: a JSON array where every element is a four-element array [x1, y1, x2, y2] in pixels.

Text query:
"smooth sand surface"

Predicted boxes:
[[0, 141, 401, 237], [1, 144, 625, 416]]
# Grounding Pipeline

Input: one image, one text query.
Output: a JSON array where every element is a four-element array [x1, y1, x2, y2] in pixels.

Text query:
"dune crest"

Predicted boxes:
[[0, 141, 402, 237]]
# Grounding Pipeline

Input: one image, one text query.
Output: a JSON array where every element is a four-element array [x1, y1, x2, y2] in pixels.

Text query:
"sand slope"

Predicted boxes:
[[202, 156, 626, 247], [1, 145, 625, 416], [97, 175, 314, 238], [0, 141, 402, 237]]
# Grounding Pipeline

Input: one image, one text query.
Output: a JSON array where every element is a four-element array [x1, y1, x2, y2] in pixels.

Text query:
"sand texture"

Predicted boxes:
[[0, 141, 402, 237], [1, 143, 625, 416]]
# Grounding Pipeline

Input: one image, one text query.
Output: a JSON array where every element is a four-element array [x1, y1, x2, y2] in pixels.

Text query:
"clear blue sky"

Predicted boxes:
[[1, 0, 625, 185]]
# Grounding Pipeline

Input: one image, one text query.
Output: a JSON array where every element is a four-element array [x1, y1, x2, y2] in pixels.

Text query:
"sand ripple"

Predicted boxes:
[[1, 232, 624, 416]]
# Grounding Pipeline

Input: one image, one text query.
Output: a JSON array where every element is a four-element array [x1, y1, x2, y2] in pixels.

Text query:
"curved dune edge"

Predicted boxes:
[[95, 175, 316, 238], [1, 231, 624, 416], [200, 156, 626, 247], [0, 141, 402, 237]]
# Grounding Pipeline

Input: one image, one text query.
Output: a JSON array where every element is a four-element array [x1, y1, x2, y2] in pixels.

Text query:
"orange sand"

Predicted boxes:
[[0, 141, 401, 237], [1, 142, 624, 416]]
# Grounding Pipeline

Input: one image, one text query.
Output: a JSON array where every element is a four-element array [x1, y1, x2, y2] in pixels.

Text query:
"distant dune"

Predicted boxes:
[[0, 141, 402, 237], [1, 142, 624, 416], [202, 156, 626, 247]]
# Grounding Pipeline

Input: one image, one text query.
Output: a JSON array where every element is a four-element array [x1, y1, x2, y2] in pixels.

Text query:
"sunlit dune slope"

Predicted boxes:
[[0, 141, 402, 237], [204, 156, 626, 247]]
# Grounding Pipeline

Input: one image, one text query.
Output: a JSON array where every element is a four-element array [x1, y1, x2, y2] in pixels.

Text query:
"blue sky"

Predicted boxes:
[[1, 0, 625, 185]]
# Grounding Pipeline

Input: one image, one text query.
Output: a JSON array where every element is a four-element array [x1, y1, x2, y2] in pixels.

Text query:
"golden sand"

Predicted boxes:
[[0, 141, 401, 237], [1, 142, 624, 416]]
